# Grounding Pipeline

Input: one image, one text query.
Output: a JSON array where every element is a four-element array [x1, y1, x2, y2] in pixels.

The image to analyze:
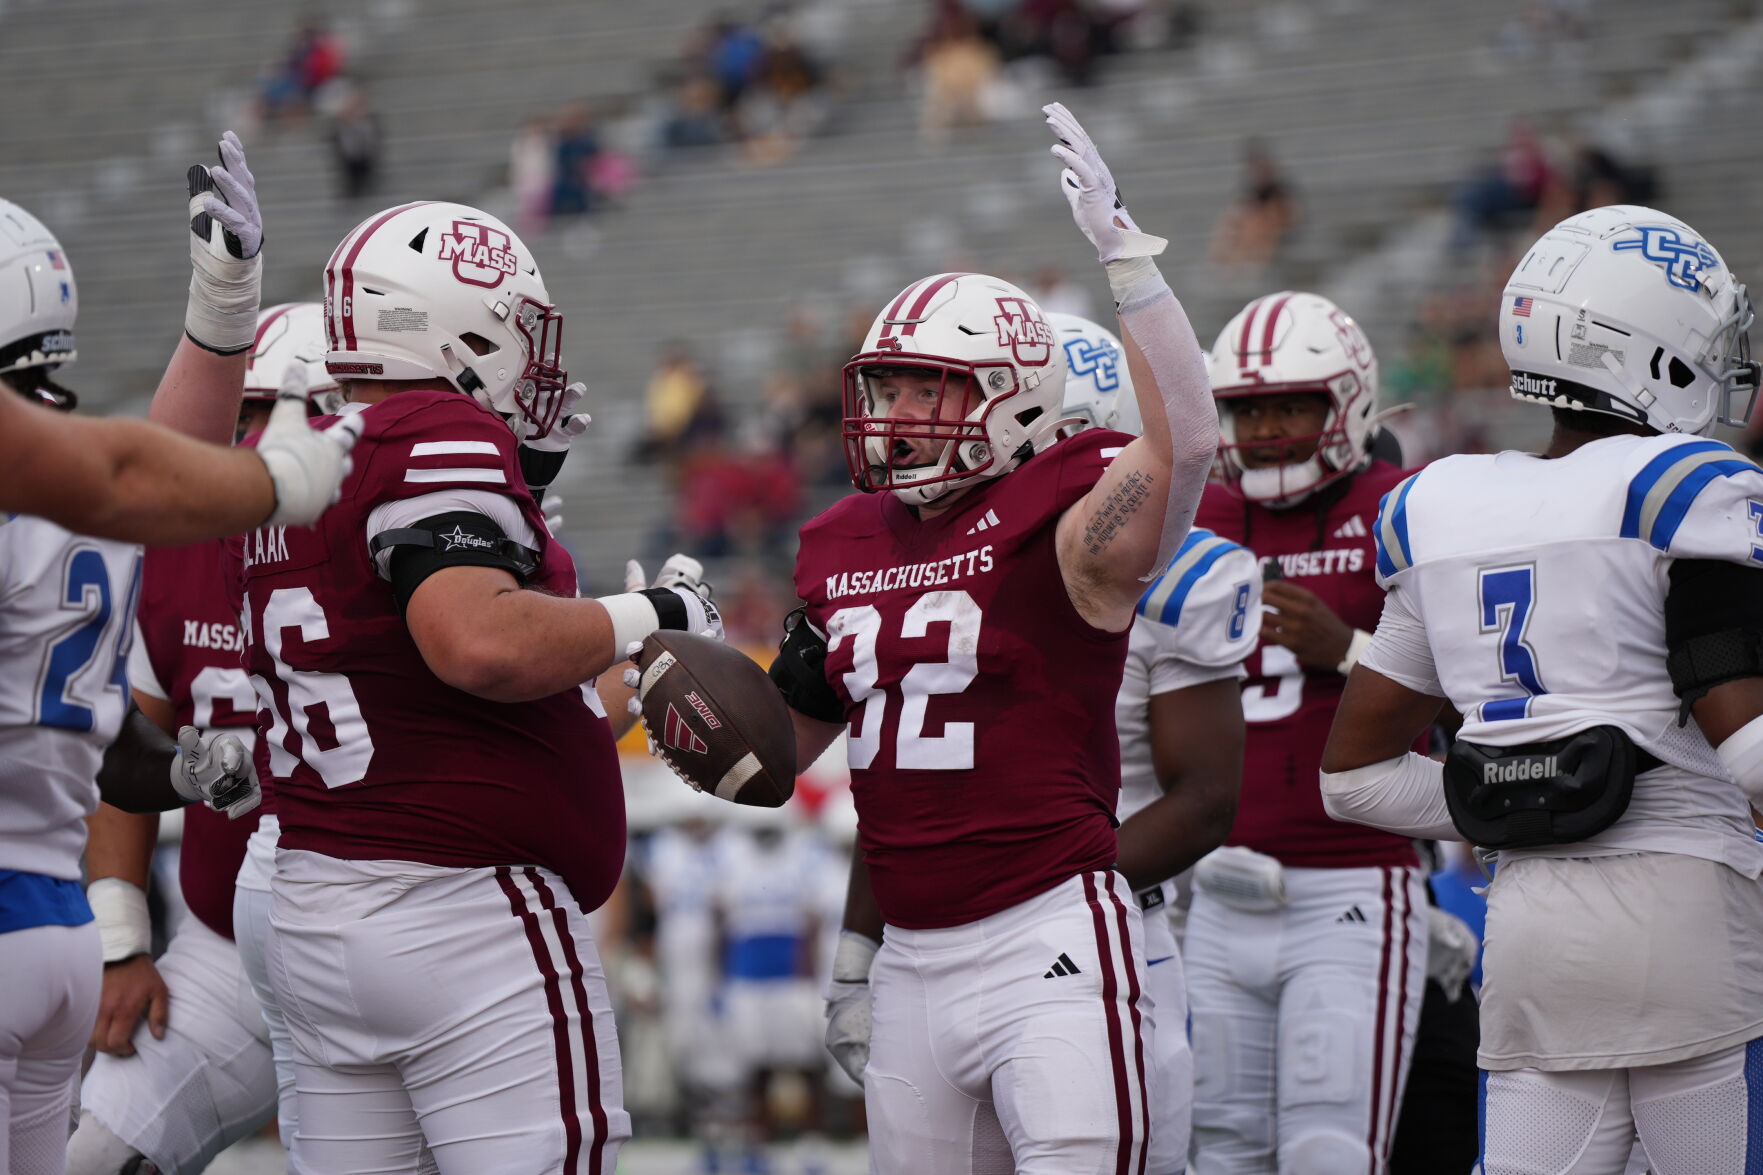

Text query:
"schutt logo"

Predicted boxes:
[[437, 220, 519, 288], [993, 297, 1054, 366]]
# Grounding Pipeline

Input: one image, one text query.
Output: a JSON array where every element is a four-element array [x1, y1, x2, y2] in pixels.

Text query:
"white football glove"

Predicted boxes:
[[1425, 906, 1480, 1001], [258, 364, 363, 527], [1193, 845, 1288, 912], [825, 932, 879, 1085], [626, 554, 724, 642], [185, 131, 263, 355], [170, 727, 261, 819], [1044, 103, 1167, 265], [541, 492, 564, 537], [517, 380, 592, 453]]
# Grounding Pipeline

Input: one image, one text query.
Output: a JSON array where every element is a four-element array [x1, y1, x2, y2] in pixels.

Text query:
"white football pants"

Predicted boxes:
[[73, 914, 275, 1174], [0, 922, 99, 1175], [1188, 864, 1428, 1175], [1478, 1037, 1763, 1174], [269, 850, 629, 1175], [866, 869, 1150, 1175], [1140, 889, 1193, 1175]]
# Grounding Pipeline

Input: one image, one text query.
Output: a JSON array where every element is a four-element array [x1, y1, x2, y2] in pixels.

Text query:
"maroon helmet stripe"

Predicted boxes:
[[876, 277, 925, 345], [1083, 871, 1135, 1175], [337, 202, 433, 351], [527, 868, 611, 1175], [898, 272, 972, 339], [1237, 295, 1267, 367], [496, 867, 584, 1173], [252, 303, 295, 356], [1258, 293, 1293, 365]]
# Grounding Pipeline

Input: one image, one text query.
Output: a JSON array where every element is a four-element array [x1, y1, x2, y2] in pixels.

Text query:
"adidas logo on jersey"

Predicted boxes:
[[1335, 906, 1368, 924], [966, 509, 1002, 535], [1042, 952, 1082, 978], [1332, 516, 1368, 539]]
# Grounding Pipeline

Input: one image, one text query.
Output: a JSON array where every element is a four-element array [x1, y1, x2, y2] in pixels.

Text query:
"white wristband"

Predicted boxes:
[[595, 592, 662, 655], [1105, 256, 1166, 307], [185, 251, 262, 355], [87, 877, 151, 963], [1337, 628, 1373, 676], [832, 930, 880, 984]]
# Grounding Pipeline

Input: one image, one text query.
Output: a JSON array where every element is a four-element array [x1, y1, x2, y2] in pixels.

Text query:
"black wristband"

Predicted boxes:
[[638, 587, 689, 630]]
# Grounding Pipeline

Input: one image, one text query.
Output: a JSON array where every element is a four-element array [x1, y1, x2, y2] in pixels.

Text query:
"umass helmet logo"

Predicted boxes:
[[1611, 226, 1719, 292], [993, 297, 1054, 366], [437, 220, 519, 288]]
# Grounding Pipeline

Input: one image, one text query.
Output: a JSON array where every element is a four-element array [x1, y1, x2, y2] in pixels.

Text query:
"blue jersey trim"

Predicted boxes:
[[1746, 1036, 1763, 1175], [1477, 1068, 1489, 1168], [1621, 440, 1760, 549], [725, 933, 800, 981], [1136, 529, 1245, 627], [1374, 474, 1419, 578], [0, 870, 94, 934]]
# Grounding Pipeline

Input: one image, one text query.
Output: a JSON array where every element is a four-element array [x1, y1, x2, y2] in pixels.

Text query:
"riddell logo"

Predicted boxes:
[[1483, 755, 1558, 784], [993, 297, 1054, 365], [1510, 372, 1558, 398], [437, 220, 519, 288], [663, 704, 708, 754], [683, 691, 722, 730]]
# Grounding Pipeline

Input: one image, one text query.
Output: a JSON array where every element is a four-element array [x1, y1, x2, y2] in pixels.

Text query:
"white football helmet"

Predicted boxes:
[[1208, 291, 1379, 506], [244, 303, 340, 413], [1050, 311, 1141, 437], [322, 201, 566, 434], [843, 272, 1067, 505], [0, 198, 78, 401], [1501, 205, 1757, 435]]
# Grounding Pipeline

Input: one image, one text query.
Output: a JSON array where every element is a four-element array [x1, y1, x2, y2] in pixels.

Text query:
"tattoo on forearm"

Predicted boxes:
[[1083, 470, 1154, 556]]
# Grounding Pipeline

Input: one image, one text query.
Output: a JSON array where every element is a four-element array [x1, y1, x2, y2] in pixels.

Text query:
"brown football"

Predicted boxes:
[[635, 631, 797, 807]]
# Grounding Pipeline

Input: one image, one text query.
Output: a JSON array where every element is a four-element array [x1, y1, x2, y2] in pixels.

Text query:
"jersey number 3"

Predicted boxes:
[[1478, 564, 1546, 721], [827, 590, 979, 770]]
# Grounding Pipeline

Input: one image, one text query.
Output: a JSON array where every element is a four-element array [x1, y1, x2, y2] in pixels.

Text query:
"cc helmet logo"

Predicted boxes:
[[1611, 226, 1719, 292], [992, 297, 1054, 365], [1063, 337, 1122, 391], [436, 220, 520, 288]]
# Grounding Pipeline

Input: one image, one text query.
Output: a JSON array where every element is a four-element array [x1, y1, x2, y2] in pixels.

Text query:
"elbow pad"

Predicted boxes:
[[768, 607, 845, 724], [1665, 559, 1763, 724], [369, 510, 539, 613]]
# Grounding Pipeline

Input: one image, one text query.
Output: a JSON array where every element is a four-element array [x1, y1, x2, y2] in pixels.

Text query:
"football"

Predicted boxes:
[[635, 632, 797, 807]]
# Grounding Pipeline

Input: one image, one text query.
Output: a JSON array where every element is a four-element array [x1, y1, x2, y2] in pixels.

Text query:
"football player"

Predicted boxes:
[[66, 304, 336, 1175], [0, 179, 269, 1175], [0, 150, 358, 542], [767, 104, 1220, 1172], [228, 200, 719, 1171], [1185, 290, 1428, 1174], [1321, 205, 1763, 1173], [1056, 311, 1257, 1173]]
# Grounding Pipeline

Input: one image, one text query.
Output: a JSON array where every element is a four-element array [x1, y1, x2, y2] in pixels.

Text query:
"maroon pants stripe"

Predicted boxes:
[[526, 868, 610, 1175], [1365, 867, 1396, 1171], [1083, 871, 1136, 1175], [495, 866, 583, 1174]]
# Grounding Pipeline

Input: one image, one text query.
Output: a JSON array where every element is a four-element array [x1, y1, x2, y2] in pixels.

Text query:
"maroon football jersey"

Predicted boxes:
[[1196, 461, 1419, 868], [223, 390, 625, 913], [135, 541, 261, 940], [795, 429, 1132, 930]]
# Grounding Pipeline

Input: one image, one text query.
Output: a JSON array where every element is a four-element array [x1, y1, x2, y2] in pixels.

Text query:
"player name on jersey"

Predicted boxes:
[[240, 525, 290, 571], [1268, 546, 1366, 578], [181, 620, 245, 652], [822, 545, 996, 600]]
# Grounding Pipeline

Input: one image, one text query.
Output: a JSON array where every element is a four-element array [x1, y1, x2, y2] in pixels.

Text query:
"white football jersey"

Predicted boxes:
[[1116, 529, 1260, 825], [1363, 434, 1763, 872], [715, 827, 820, 943], [0, 514, 141, 880]]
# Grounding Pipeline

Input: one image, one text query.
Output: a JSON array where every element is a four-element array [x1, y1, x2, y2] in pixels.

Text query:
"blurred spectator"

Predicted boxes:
[[674, 430, 802, 560], [1028, 264, 1095, 319], [1210, 138, 1299, 272], [258, 16, 345, 124], [328, 84, 382, 200], [1536, 138, 1658, 224], [636, 342, 720, 465], [708, 14, 769, 109], [735, 18, 828, 166], [1450, 118, 1555, 252], [661, 73, 728, 150], [510, 115, 557, 236], [550, 103, 602, 218], [918, 8, 1003, 142]]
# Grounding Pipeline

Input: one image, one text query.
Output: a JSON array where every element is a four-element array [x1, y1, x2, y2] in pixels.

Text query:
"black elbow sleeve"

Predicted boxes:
[[368, 511, 540, 613], [768, 607, 845, 724], [1664, 558, 1763, 722]]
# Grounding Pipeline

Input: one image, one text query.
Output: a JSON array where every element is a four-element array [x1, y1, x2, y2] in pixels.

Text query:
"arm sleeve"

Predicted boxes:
[[1319, 753, 1460, 840], [126, 620, 168, 701], [1139, 544, 1261, 695], [1358, 585, 1446, 698], [364, 488, 539, 581]]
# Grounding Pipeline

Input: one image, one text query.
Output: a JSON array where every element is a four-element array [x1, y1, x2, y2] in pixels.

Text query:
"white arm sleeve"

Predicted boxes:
[[364, 488, 539, 581], [1716, 713, 1763, 807], [126, 620, 168, 701], [1320, 753, 1461, 840], [1358, 586, 1446, 698], [1114, 271, 1222, 579]]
